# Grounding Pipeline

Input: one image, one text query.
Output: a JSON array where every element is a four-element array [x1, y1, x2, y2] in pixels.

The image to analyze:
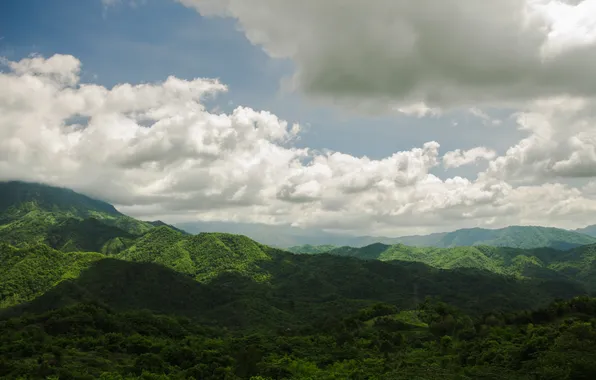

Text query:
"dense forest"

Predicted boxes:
[[2, 181, 596, 379]]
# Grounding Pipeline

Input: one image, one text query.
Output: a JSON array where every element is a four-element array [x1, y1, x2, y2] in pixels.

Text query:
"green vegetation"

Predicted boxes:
[[0, 181, 153, 249], [3, 295, 596, 379], [287, 245, 337, 254], [326, 242, 596, 291], [118, 227, 274, 282], [3, 181, 596, 378], [0, 243, 103, 308]]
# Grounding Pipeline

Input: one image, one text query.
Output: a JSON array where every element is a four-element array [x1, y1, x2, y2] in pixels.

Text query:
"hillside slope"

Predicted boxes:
[[0, 181, 153, 249], [328, 242, 596, 291], [1, 241, 586, 326]]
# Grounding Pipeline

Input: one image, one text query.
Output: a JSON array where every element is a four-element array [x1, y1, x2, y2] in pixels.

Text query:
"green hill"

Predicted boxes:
[[117, 227, 275, 282], [0, 181, 121, 219], [3, 183, 596, 378], [394, 225, 596, 249], [0, 241, 593, 378], [0, 181, 153, 248], [328, 242, 596, 291]]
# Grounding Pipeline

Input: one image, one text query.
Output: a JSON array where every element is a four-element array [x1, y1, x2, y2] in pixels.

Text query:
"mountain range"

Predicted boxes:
[[181, 220, 596, 250], [2, 181, 596, 378]]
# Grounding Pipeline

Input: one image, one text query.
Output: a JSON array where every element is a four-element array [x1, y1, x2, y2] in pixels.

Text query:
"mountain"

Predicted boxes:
[[394, 226, 596, 250], [575, 224, 596, 238], [0, 181, 153, 249], [148, 220, 189, 234], [0, 181, 121, 219], [118, 227, 276, 282], [178, 220, 596, 250], [2, 183, 596, 378], [1, 240, 586, 323], [327, 242, 596, 290], [287, 244, 337, 254], [176, 220, 407, 248]]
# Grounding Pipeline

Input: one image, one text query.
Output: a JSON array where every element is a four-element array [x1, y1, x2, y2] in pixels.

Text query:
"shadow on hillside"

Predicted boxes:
[[1, 252, 589, 330]]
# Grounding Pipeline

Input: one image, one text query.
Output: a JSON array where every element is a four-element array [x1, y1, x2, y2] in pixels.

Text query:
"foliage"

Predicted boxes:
[[3, 181, 596, 378], [0, 181, 153, 248], [328, 242, 596, 291], [3, 297, 596, 379]]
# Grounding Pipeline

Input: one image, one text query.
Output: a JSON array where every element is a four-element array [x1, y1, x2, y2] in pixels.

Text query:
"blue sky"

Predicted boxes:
[[4, 0, 596, 236], [0, 0, 523, 166]]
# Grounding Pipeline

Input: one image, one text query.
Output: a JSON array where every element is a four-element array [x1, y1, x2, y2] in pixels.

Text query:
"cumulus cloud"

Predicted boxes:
[[443, 147, 497, 169], [4, 53, 596, 235], [177, 0, 596, 109], [484, 96, 596, 182]]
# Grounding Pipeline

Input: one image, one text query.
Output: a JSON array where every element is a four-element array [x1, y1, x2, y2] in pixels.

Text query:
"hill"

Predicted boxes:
[[0, 181, 121, 219], [1, 241, 586, 324], [117, 227, 276, 282], [0, 242, 594, 378], [2, 183, 596, 378], [0, 181, 154, 249], [394, 225, 596, 250], [327, 242, 596, 291]]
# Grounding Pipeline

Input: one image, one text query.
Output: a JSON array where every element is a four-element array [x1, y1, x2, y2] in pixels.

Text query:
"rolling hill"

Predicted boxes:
[[326, 242, 596, 291], [3, 182, 596, 378]]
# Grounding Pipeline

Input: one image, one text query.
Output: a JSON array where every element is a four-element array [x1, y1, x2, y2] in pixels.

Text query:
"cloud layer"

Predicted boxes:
[[3, 54, 596, 235], [179, 0, 596, 109]]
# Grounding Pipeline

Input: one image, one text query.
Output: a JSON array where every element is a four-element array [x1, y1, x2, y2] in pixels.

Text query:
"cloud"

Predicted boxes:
[[468, 108, 502, 126], [4, 53, 596, 235], [443, 147, 496, 169], [178, 0, 596, 109], [484, 96, 596, 182]]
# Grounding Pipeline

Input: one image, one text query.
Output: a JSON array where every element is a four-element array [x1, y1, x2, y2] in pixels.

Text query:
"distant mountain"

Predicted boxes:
[[574, 224, 596, 238], [394, 226, 596, 250], [328, 242, 596, 291], [176, 220, 410, 248], [177, 221, 596, 250], [287, 244, 337, 254], [147, 220, 189, 235]]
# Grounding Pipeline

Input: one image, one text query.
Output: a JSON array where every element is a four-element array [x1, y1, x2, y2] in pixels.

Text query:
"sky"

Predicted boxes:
[[2, 0, 596, 236]]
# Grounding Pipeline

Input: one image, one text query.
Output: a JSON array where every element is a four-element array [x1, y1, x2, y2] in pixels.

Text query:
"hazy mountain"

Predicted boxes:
[[574, 224, 596, 238], [176, 221, 408, 248], [183, 220, 596, 250], [394, 226, 596, 250]]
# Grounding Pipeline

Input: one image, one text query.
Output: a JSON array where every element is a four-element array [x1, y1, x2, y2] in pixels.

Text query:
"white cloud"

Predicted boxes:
[[4, 54, 596, 235], [484, 96, 596, 182], [178, 0, 596, 109], [468, 108, 502, 126], [443, 147, 496, 169]]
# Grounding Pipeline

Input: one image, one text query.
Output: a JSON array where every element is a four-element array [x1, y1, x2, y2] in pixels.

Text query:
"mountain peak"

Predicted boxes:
[[0, 181, 121, 218]]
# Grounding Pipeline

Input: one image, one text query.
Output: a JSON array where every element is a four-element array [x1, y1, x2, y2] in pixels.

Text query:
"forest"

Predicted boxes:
[[2, 181, 596, 379]]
